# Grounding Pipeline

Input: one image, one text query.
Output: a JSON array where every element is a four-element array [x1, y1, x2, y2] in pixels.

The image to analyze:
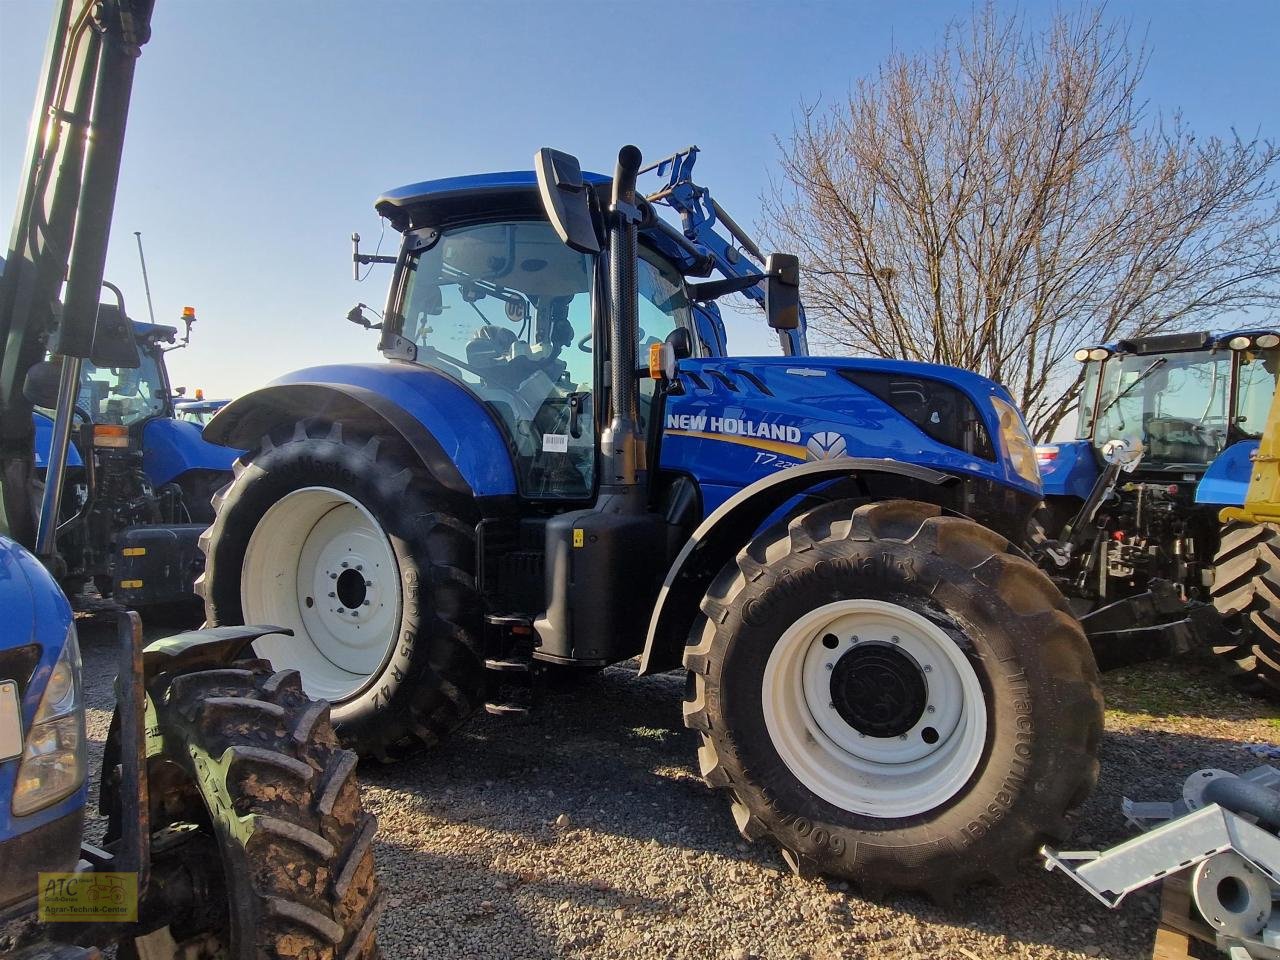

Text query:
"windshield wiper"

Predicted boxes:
[[1097, 357, 1168, 425]]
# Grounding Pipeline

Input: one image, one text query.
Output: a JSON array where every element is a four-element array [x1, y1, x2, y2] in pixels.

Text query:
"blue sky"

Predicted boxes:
[[2, 1, 1277, 398]]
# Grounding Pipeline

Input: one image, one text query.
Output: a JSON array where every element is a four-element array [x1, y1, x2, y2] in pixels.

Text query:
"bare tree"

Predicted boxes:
[[764, 5, 1280, 439]]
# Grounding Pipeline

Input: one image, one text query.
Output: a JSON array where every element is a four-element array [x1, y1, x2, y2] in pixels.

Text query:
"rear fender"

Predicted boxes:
[[1195, 439, 1259, 507], [203, 366, 517, 498], [638, 459, 953, 675]]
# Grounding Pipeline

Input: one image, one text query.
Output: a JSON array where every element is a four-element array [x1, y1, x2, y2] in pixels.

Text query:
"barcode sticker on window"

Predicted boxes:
[[543, 434, 569, 453]]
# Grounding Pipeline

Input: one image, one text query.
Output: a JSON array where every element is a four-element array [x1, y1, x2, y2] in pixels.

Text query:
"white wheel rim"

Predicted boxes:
[[762, 598, 987, 817], [241, 487, 401, 702]]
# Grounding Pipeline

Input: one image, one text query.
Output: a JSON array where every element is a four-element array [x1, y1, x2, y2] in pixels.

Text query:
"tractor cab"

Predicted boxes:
[[76, 320, 179, 428], [372, 174, 695, 500], [1073, 330, 1280, 479]]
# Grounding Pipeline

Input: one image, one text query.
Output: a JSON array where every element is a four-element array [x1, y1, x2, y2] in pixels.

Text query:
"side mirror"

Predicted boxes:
[[534, 148, 601, 255], [23, 360, 62, 409], [89, 302, 141, 368], [347, 303, 383, 330], [765, 253, 800, 331], [666, 326, 693, 360]]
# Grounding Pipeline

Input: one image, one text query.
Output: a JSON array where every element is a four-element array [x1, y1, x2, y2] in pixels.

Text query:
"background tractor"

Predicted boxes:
[[1034, 330, 1280, 686], [197, 144, 1104, 898], [0, 1, 381, 956], [23, 302, 237, 611]]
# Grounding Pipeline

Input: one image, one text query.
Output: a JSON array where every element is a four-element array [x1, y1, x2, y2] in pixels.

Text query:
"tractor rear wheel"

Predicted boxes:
[[198, 420, 483, 760], [114, 662, 382, 958], [684, 499, 1103, 899], [1211, 521, 1280, 694]]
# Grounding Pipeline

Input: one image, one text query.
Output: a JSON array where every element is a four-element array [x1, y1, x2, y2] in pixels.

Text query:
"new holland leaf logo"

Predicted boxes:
[[806, 431, 847, 461]]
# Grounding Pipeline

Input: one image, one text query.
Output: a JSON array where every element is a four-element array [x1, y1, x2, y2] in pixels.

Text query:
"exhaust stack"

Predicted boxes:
[[600, 144, 644, 495]]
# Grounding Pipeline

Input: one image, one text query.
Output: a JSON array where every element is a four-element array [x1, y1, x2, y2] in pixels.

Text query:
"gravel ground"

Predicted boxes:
[[77, 616, 1279, 960]]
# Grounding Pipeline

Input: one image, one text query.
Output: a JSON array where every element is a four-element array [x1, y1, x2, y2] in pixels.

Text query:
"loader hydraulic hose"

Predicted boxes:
[[1203, 776, 1280, 830]]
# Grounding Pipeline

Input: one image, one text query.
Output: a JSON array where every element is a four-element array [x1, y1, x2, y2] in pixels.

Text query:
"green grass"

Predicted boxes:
[[1103, 658, 1280, 732]]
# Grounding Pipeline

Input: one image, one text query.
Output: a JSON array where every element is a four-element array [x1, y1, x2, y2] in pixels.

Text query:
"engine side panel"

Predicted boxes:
[[658, 356, 1036, 512]]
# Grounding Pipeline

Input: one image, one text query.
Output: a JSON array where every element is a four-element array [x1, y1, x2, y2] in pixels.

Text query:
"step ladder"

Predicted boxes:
[[482, 613, 535, 716]]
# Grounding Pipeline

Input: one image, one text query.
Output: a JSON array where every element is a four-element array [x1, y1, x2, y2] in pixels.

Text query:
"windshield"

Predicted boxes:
[[1093, 347, 1279, 468], [78, 351, 168, 426], [396, 219, 693, 498]]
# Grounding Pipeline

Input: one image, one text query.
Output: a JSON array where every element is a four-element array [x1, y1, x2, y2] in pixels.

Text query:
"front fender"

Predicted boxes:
[[204, 363, 517, 498], [638, 459, 953, 676]]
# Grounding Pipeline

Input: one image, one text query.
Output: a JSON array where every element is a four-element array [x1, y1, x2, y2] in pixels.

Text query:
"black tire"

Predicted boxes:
[[1211, 521, 1280, 694], [198, 420, 483, 761], [134, 662, 382, 958], [683, 499, 1103, 900]]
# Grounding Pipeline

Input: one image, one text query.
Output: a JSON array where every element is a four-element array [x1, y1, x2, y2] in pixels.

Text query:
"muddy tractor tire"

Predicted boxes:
[[684, 499, 1103, 900], [1211, 521, 1280, 694], [198, 420, 484, 761], [116, 661, 383, 958]]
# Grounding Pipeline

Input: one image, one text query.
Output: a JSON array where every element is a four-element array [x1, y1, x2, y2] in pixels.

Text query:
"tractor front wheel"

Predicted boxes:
[[684, 499, 1103, 899]]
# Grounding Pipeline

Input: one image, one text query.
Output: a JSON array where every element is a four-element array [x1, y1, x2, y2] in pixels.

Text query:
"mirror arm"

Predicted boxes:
[[689, 273, 766, 302]]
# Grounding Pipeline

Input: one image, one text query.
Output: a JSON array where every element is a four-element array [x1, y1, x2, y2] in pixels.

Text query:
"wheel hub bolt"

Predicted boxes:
[[891, 635, 900, 643], [923, 664, 933, 673], [825, 662, 834, 671]]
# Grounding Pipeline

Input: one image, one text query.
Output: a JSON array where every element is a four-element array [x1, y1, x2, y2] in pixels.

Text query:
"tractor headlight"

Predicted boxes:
[[990, 396, 1040, 487], [12, 627, 86, 816]]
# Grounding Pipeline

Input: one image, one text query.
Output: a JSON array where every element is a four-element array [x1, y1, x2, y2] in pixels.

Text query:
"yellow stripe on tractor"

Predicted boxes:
[[665, 429, 809, 460]]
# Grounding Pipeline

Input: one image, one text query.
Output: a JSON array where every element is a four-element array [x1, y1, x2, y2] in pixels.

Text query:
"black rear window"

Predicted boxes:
[[839, 370, 995, 460]]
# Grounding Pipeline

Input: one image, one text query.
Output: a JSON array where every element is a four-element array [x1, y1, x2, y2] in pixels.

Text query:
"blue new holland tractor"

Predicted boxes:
[[198, 145, 1104, 898], [1, 2, 381, 955], [1034, 329, 1280, 691]]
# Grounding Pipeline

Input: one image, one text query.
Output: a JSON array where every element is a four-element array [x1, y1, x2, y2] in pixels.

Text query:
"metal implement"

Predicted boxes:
[[1045, 766, 1280, 959]]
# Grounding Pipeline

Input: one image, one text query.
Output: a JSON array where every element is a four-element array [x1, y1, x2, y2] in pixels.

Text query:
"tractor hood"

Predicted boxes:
[[660, 354, 1041, 516]]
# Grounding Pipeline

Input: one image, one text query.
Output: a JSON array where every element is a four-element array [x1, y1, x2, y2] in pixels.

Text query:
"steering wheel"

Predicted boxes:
[[578, 331, 593, 354]]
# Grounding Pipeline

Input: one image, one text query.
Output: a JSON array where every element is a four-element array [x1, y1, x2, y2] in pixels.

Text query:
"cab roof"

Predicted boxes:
[[376, 170, 611, 231], [374, 170, 704, 273], [1082, 327, 1280, 356]]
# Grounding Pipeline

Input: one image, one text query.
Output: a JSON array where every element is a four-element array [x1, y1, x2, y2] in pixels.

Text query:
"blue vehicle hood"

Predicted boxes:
[[661, 354, 1040, 513], [143, 417, 240, 488]]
